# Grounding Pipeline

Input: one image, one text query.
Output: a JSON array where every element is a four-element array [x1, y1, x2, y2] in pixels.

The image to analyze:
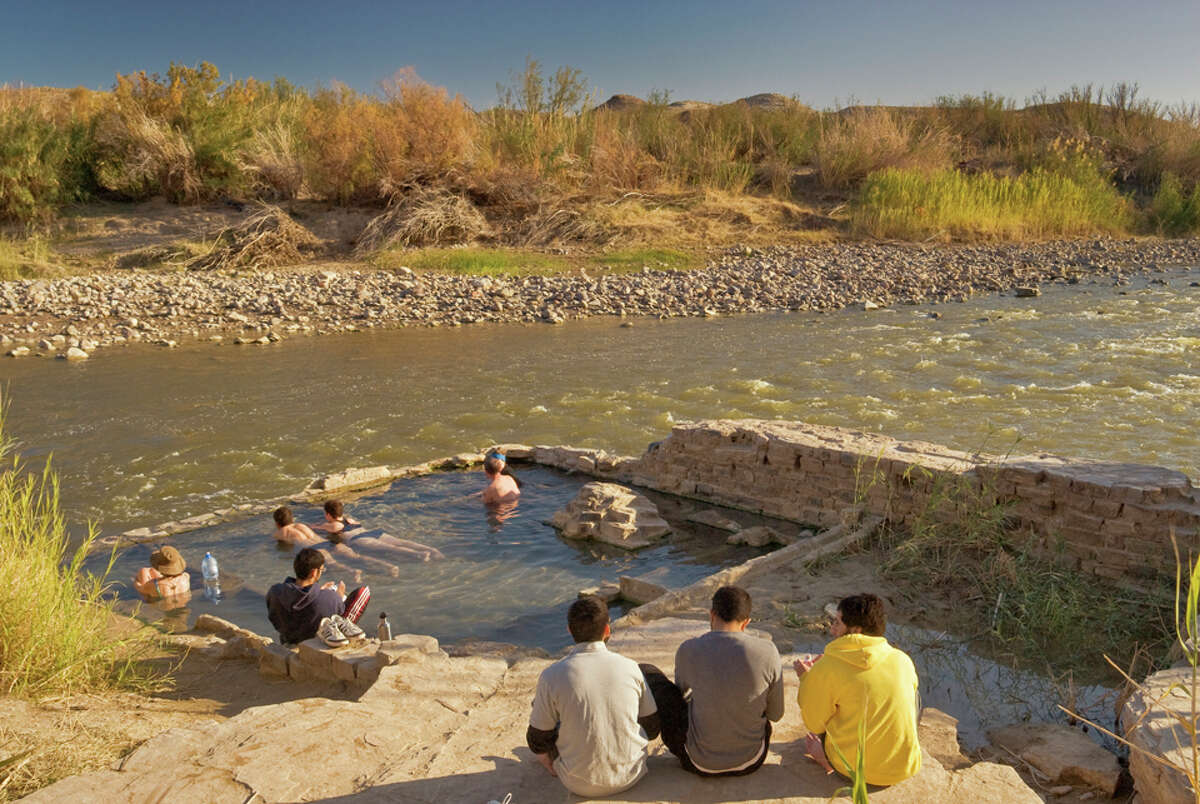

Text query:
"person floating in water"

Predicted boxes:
[[482, 452, 522, 505], [273, 505, 382, 579], [312, 500, 444, 562]]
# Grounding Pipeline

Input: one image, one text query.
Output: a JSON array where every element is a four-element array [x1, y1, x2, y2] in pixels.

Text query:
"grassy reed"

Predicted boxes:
[[851, 161, 1132, 240], [2, 65, 1199, 244], [0, 415, 162, 698]]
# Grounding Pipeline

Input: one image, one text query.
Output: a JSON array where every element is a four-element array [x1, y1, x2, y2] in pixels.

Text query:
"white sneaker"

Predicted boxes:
[[317, 616, 348, 647], [331, 614, 364, 639]]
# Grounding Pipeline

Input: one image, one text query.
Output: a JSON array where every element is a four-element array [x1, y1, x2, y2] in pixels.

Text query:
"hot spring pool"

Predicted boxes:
[[94, 466, 788, 650]]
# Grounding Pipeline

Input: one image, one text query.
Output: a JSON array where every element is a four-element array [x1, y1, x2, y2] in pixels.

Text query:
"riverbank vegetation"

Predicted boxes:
[[875, 466, 1173, 684], [2, 62, 1199, 268], [0, 415, 166, 796]]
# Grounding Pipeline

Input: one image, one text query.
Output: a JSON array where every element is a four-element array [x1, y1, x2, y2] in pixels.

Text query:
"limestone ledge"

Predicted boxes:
[[24, 615, 1048, 804]]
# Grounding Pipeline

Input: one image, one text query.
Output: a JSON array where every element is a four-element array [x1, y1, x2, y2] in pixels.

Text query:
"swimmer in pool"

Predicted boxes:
[[482, 452, 521, 505], [313, 500, 444, 561], [272, 505, 381, 580]]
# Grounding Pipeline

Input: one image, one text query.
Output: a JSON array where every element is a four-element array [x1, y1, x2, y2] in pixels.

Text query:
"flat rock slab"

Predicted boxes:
[[24, 617, 1042, 804], [988, 722, 1121, 794]]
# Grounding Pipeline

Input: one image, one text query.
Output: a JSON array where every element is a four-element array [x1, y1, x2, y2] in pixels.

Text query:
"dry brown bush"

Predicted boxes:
[[92, 108, 201, 202], [375, 68, 478, 194], [816, 107, 955, 189], [588, 124, 662, 191], [513, 204, 618, 247], [187, 204, 322, 270], [354, 188, 490, 253], [240, 122, 304, 200]]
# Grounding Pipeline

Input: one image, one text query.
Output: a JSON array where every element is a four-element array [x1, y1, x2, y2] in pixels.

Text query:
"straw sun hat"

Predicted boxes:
[[149, 545, 186, 577]]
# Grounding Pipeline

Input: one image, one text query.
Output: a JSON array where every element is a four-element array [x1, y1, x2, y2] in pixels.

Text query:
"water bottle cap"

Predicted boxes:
[[379, 612, 387, 618], [205, 552, 212, 557]]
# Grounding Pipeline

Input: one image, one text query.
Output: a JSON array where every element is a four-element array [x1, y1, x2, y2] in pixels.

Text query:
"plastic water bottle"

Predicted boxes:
[[377, 612, 392, 641], [201, 552, 222, 601]]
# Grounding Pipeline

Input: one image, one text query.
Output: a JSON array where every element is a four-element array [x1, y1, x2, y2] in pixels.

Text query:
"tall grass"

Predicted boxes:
[[0, 414, 161, 698], [851, 160, 1132, 240]]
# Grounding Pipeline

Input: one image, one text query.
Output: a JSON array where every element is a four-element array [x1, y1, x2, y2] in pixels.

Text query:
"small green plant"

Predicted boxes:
[[826, 714, 870, 803]]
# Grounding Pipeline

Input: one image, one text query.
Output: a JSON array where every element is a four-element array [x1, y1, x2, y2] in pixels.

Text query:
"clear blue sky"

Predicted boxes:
[[3, 0, 1198, 109]]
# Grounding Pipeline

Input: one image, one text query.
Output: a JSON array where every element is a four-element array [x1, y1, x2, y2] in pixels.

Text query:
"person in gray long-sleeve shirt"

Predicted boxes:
[[641, 585, 784, 776]]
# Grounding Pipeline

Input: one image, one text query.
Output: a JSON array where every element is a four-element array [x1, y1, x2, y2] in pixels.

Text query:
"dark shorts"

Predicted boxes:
[[639, 663, 771, 778]]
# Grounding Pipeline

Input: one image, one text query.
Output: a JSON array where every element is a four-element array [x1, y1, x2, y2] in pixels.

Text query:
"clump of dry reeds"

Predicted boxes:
[[92, 108, 201, 203], [188, 204, 322, 270], [816, 107, 956, 190], [514, 204, 617, 247], [354, 188, 489, 254], [240, 121, 304, 200]]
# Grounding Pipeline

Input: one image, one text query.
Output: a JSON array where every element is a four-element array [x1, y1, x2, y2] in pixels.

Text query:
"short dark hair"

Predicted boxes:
[[294, 547, 325, 580], [838, 594, 887, 636], [711, 585, 752, 623], [483, 455, 504, 476], [324, 500, 344, 518], [567, 595, 609, 643], [273, 506, 293, 527]]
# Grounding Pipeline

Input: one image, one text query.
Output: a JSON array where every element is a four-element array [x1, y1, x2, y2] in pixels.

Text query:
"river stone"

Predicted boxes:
[[60, 346, 89, 360], [620, 569, 671, 605], [5, 346, 29, 357], [988, 722, 1120, 794], [550, 482, 671, 549], [1014, 286, 1041, 297], [727, 525, 787, 547], [1121, 665, 1197, 803], [310, 465, 393, 493], [686, 508, 742, 532]]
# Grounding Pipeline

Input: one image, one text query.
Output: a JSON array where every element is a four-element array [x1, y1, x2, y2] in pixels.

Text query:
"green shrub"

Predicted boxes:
[[0, 107, 93, 222], [1147, 172, 1200, 235]]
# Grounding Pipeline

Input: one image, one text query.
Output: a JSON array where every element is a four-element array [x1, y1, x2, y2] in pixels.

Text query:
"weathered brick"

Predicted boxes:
[[1100, 518, 1137, 538], [1091, 498, 1124, 519]]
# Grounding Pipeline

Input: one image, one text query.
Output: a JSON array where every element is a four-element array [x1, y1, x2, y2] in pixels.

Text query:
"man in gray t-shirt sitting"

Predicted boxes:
[[641, 585, 784, 776], [527, 596, 661, 797]]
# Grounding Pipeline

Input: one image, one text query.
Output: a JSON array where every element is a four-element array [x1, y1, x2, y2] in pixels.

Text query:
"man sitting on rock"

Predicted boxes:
[[527, 595, 660, 798], [641, 585, 784, 776], [794, 593, 921, 786], [266, 547, 370, 646]]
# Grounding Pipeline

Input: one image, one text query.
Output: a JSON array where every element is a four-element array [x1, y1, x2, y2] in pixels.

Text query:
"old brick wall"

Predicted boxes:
[[617, 419, 1200, 582]]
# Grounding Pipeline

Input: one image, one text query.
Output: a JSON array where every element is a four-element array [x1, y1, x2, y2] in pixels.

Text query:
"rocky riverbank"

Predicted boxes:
[[4, 238, 1200, 358]]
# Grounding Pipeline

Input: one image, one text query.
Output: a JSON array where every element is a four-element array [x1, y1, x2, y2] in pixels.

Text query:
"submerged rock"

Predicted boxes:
[[550, 481, 671, 549], [988, 722, 1120, 795]]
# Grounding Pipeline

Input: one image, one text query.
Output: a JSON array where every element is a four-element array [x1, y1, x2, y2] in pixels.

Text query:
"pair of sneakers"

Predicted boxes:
[[317, 614, 365, 647]]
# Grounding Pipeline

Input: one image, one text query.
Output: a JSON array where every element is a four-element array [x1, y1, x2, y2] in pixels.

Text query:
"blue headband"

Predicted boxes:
[[488, 451, 506, 462]]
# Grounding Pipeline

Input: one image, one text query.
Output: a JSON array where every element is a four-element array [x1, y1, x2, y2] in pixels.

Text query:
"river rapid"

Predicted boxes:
[[4, 269, 1199, 536]]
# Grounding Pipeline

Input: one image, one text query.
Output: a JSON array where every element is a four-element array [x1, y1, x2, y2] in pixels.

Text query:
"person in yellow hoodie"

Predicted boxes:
[[794, 593, 921, 786]]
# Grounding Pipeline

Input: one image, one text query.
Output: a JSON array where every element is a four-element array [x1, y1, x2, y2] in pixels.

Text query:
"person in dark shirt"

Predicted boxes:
[[266, 548, 370, 644]]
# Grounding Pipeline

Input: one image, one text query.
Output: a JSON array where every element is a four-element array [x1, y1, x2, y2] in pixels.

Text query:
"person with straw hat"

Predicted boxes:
[[133, 545, 191, 601]]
